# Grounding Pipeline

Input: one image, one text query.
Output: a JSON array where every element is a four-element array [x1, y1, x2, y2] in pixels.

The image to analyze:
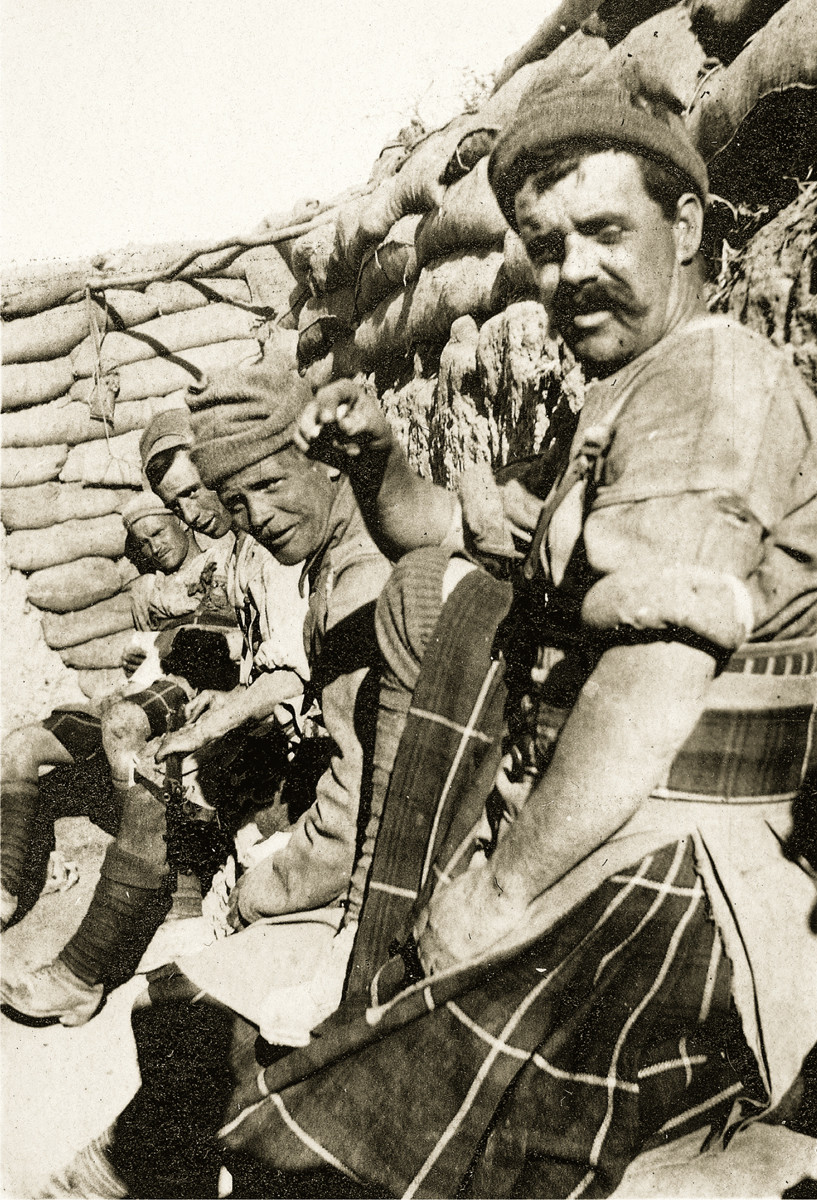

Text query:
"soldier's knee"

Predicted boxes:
[[102, 701, 152, 780], [1, 725, 73, 783], [375, 546, 466, 690]]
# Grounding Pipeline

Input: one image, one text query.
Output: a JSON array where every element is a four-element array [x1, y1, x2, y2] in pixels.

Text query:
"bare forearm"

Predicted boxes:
[[494, 642, 716, 900], [419, 640, 717, 967], [348, 440, 456, 559], [195, 670, 302, 742]]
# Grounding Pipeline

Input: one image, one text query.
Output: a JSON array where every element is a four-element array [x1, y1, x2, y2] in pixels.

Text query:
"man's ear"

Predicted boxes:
[[673, 192, 704, 264]]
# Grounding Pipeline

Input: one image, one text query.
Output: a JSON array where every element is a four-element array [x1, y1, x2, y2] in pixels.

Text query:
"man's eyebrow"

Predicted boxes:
[[575, 213, 628, 230]]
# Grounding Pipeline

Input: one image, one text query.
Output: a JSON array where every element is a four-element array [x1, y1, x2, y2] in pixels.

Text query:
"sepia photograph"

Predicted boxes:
[[1, 0, 815, 1196]]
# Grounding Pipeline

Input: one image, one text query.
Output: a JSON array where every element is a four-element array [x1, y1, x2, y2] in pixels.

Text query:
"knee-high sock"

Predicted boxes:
[[0, 780, 54, 923], [1, 779, 39, 897], [60, 782, 172, 987], [59, 865, 173, 988], [344, 549, 450, 957]]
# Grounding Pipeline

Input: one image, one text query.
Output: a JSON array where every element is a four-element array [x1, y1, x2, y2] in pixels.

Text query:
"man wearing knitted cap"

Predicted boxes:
[[153, 338, 392, 985], [0, 498, 243, 1026]]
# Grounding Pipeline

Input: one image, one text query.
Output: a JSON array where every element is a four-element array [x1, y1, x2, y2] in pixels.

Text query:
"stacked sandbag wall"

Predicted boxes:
[[3, 0, 815, 716]]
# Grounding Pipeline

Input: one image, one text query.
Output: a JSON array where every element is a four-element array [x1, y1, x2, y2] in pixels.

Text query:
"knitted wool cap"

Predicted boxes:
[[188, 337, 314, 488], [121, 492, 175, 531], [139, 408, 194, 472], [489, 74, 709, 231]]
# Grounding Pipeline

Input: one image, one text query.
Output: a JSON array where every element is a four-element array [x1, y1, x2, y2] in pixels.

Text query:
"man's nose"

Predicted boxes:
[[177, 496, 199, 527], [560, 233, 598, 287], [244, 493, 272, 533]]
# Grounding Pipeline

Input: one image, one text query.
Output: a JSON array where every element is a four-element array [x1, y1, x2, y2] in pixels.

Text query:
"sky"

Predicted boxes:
[[2, 0, 554, 268]]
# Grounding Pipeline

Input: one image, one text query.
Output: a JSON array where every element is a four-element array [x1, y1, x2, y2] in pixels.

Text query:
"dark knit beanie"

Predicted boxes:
[[489, 73, 708, 231], [139, 407, 194, 473], [188, 335, 314, 488]]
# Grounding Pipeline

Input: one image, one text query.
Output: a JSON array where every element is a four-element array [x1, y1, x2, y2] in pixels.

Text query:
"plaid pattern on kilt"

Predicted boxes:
[[346, 566, 513, 996], [218, 572, 765, 1199]]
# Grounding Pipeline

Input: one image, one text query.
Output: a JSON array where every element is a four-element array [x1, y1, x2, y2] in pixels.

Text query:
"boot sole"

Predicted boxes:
[[1, 993, 105, 1027], [1, 1002, 61, 1027]]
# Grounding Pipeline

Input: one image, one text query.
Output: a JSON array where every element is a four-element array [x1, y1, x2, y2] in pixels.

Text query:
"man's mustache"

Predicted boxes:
[[553, 281, 649, 324]]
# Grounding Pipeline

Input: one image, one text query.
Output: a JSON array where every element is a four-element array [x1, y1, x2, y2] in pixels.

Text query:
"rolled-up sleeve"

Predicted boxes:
[[561, 320, 817, 652]]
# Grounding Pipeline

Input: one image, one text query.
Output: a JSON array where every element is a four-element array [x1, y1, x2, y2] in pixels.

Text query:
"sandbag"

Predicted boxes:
[[582, 0, 677, 46], [59, 630, 136, 670], [368, 142, 410, 186], [297, 290, 357, 370], [301, 337, 362, 390], [1, 444, 69, 488], [355, 215, 422, 317], [234, 247, 300, 315], [69, 339, 260, 404], [42, 592, 135, 649], [586, 3, 708, 107], [415, 158, 507, 267], [289, 220, 347, 295], [476, 301, 572, 463], [26, 556, 138, 613], [297, 289, 356, 333], [477, 301, 555, 405], [335, 61, 574, 281], [60, 431, 144, 488], [497, 30, 611, 141], [100, 290, 161, 327], [1, 483, 133, 531], [492, 0, 603, 90], [480, 44, 595, 125], [2, 303, 93, 364], [336, 122, 472, 275], [71, 303, 262, 377], [144, 281, 209, 315], [2, 357, 75, 410], [1, 260, 96, 319], [379, 375, 437, 477], [500, 230, 539, 303], [2, 393, 187, 448], [688, 0, 817, 164], [429, 315, 486, 486], [440, 129, 501, 186], [354, 250, 504, 368], [690, 0, 789, 61], [439, 40, 607, 190], [4, 514, 127, 572], [78, 668, 129, 700]]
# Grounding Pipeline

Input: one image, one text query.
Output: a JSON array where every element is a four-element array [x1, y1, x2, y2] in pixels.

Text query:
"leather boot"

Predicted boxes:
[[0, 958, 104, 1027]]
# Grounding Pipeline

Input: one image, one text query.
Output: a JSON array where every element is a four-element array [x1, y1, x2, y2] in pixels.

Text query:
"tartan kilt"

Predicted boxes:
[[219, 838, 762, 1199]]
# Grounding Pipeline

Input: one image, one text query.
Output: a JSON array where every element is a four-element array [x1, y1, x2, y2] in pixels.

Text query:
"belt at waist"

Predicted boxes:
[[532, 635, 816, 806], [158, 610, 238, 631], [654, 635, 816, 805]]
